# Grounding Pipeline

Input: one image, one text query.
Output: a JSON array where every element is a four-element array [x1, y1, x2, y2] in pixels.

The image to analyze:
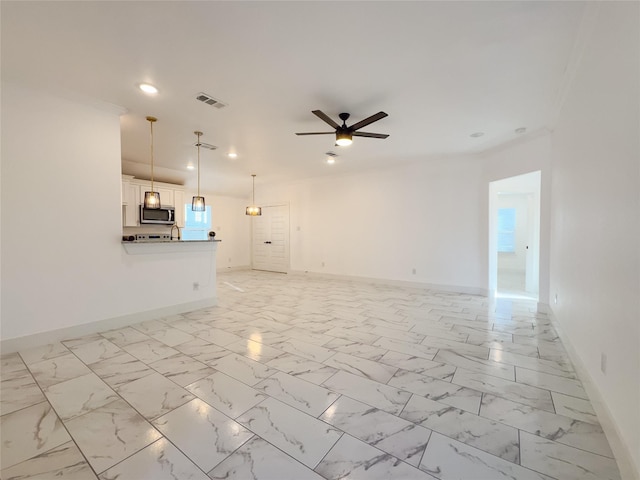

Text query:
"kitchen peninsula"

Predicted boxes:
[[117, 235, 220, 329]]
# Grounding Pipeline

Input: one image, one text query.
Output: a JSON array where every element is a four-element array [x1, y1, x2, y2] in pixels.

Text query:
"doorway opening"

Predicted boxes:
[[489, 171, 541, 300]]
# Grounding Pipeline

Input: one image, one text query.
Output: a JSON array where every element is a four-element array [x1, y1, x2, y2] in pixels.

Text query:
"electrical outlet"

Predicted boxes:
[[601, 353, 607, 374], [412, 268, 417, 275], [193, 282, 200, 291]]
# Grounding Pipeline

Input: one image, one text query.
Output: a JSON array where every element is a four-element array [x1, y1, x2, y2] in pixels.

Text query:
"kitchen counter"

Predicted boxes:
[[122, 239, 221, 244], [121, 238, 220, 255]]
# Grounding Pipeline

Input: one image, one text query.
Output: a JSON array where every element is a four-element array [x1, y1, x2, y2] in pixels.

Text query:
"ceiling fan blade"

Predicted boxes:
[[352, 131, 389, 139], [312, 110, 340, 129], [348, 111, 388, 132], [295, 132, 335, 135]]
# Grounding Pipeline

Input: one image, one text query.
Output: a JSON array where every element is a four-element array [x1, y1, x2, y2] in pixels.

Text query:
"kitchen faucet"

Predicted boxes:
[[170, 224, 181, 240]]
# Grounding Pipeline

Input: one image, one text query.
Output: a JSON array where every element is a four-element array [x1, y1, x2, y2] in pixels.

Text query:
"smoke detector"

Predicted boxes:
[[195, 92, 227, 109]]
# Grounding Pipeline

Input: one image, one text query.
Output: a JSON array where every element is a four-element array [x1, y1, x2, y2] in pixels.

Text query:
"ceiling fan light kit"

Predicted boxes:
[[336, 131, 352, 146], [296, 110, 389, 146]]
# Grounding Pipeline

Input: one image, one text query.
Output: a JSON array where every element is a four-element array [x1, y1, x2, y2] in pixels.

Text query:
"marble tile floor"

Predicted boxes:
[[0, 270, 622, 480]]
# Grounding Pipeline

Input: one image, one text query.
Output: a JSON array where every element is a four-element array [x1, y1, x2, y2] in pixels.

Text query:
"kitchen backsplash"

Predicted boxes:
[[123, 225, 175, 236]]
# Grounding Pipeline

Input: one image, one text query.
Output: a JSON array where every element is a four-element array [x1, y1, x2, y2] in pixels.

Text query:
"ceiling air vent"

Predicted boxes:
[[193, 142, 217, 151], [195, 92, 227, 109]]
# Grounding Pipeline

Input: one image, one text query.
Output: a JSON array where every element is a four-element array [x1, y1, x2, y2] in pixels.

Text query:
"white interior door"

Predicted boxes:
[[252, 204, 289, 273], [525, 192, 539, 295]]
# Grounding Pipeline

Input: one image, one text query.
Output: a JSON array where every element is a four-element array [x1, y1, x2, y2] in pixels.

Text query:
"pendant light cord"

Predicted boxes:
[[196, 132, 201, 197], [252, 174, 256, 203], [150, 120, 154, 193]]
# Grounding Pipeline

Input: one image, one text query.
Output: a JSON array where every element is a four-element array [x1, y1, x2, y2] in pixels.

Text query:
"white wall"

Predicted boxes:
[[257, 157, 487, 293], [548, 3, 640, 477], [1, 83, 218, 344]]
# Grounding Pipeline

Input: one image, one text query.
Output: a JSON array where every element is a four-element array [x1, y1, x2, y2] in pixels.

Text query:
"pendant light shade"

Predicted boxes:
[[144, 191, 160, 208], [192, 196, 205, 211], [246, 205, 262, 216], [144, 116, 161, 209], [192, 131, 206, 212], [245, 174, 262, 216]]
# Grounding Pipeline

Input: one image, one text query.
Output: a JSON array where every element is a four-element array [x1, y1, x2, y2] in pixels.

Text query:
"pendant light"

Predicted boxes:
[[192, 131, 205, 211], [143, 116, 161, 209], [245, 174, 262, 216]]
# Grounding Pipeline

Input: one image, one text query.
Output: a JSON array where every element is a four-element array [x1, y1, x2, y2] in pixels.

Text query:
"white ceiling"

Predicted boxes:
[[2, 1, 586, 197]]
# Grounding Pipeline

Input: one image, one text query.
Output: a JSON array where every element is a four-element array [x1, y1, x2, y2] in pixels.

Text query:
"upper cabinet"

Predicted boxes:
[[122, 176, 185, 227], [121, 175, 137, 227]]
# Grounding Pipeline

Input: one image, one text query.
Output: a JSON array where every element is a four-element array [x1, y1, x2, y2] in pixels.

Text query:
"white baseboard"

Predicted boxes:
[[0, 297, 217, 354], [546, 307, 640, 480], [288, 270, 488, 296], [216, 265, 251, 272], [537, 302, 550, 314]]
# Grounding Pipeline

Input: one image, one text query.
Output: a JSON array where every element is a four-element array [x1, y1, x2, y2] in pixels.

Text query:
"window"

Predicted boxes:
[[497, 208, 516, 253], [181, 205, 211, 240]]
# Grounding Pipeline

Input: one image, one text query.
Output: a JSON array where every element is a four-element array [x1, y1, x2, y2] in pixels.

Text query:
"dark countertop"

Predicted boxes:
[[122, 239, 221, 244]]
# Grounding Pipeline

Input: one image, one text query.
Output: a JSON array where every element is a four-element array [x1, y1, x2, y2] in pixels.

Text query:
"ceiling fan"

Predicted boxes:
[[296, 110, 389, 146]]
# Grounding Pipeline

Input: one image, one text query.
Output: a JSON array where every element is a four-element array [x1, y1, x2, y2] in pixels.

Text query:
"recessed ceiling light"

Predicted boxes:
[[138, 83, 158, 95], [470, 132, 484, 138], [326, 157, 336, 165], [515, 127, 527, 134], [186, 164, 195, 170], [227, 153, 238, 159], [325, 151, 337, 164]]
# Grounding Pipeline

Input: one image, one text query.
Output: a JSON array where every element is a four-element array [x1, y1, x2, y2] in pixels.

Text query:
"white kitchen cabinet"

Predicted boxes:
[[121, 175, 134, 205], [123, 183, 139, 226], [121, 176, 138, 227], [174, 190, 185, 228]]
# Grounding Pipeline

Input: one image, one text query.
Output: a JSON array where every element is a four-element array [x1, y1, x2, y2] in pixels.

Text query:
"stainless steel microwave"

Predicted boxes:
[[139, 205, 175, 224]]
